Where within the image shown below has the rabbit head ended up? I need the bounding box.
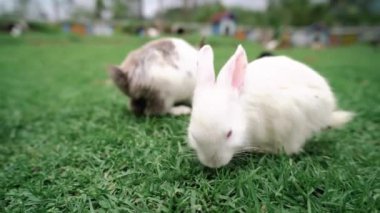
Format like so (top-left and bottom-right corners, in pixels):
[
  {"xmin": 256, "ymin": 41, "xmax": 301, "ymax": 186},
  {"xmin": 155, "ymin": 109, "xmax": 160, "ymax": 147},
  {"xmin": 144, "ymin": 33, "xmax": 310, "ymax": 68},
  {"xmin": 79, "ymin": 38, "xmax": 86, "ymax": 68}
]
[{"xmin": 188, "ymin": 45, "xmax": 249, "ymax": 168}]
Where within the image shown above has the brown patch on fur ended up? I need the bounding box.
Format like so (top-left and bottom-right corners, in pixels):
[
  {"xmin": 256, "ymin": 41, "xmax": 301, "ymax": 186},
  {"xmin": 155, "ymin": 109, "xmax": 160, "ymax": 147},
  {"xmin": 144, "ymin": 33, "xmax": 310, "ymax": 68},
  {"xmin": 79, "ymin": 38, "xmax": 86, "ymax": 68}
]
[
  {"xmin": 144, "ymin": 89, "xmax": 165, "ymax": 115},
  {"xmin": 149, "ymin": 39, "xmax": 176, "ymax": 59},
  {"xmin": 148, "ymin": 39, "xmax": 179, "ymax": 69},
  {"xmin": 129, "ymin": 87, "xmax": 165, "ymax": 116},
  {"xmin": 108, "ymin": 66, "xmax": 130, "ymax": 95},
  {"xmin": 121, "ymin": 39, "xmax": 179, "ymax": 71}
]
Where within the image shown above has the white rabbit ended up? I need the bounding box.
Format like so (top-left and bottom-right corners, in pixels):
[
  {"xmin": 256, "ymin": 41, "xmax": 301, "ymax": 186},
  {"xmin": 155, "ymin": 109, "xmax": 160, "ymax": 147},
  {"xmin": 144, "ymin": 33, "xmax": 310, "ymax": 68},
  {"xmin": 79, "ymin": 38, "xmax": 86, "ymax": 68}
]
[
  {"xmin": 188, "ymin": 44, "xmax": 354, "ymax": 168},
  {"xmin": 109, "ymin": 38, "xmax": 198, "ymax": 116}
]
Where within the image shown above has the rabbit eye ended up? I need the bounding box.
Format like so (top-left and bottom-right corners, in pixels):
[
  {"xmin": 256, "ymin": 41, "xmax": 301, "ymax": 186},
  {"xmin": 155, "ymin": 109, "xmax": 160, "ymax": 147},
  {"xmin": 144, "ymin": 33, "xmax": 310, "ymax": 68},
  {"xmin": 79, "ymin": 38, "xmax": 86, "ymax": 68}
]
[{"xmin": 226, "ymin": 130, "xmax": 232, "ymax": 139}]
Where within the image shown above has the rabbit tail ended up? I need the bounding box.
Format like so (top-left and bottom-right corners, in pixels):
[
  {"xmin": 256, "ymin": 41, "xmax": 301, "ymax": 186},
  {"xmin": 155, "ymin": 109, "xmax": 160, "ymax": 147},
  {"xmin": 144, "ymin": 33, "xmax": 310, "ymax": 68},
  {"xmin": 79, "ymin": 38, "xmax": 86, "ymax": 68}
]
[{"xmin": 329, "ymin": 110, "xmax": 354, "ymax": 129}]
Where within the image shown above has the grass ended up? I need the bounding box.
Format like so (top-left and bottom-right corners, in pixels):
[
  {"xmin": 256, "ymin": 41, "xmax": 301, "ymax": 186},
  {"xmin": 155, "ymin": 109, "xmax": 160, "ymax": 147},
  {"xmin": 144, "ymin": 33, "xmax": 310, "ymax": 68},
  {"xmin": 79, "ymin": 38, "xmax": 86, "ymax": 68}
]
[{"xmin": 0, "ymin": 34, "xmax": 379, "ymax": 212}]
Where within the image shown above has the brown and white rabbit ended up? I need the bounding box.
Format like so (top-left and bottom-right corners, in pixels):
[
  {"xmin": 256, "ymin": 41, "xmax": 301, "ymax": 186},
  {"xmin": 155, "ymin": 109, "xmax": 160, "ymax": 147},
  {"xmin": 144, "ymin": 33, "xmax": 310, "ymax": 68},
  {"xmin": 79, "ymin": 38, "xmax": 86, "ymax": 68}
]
[
  {"xmin": 109, "ymin": 38, "xmax": 198, "ymax": 116},
  {"xmin": 188, "ymin": 45, "xmax": 354, "ymax": 168}
]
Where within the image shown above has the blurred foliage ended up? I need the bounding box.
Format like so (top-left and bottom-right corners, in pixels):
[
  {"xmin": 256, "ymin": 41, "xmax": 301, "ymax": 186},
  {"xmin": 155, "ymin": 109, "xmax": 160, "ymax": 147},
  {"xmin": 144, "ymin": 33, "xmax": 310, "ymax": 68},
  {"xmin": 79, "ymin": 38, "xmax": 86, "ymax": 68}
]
[
  {"xmin": 70, "ymin": 7, "xmax": 93, "ymax": 22},
  {"xmin": 0, "ymin": 19, "xmax": 60, "ymax": 34},
  {"xmin": 0, "ymin": 0, "xmax": 378, "ymax": 31},
  {"xmin": 163, "ymin": 3, "xmax": 225, "ymax": 23},
  {"xmin": 161, "ymin": 0, "xmax": 380, "ymax": 26},
  {"xmin": 112, "ymin": 0, "xmax": 128, "ymax": 20},
  {"xmin": 265, "ymin": 0, "xmax": 331, "ymax": 27},
  {"xmin": 329, "ymin": 0, "xmax": 380, "ymax": 25},
  {"xmin": 267, "ymin": 0, "xmax": 380, "ymax": 26},
  {"xmin": 14, "ymin": 0, "xmax": 29, "ymax": 19},
  {"xmin": 119, "ymin": 21, "xmax": 145, "ymax": 34},
  {"xmin": 94, "ymin": 0, "xmax": 105, "ymax": 19},
  {"xmin": 28, "ymin": 22, "xmax": 61, "ymax": 33},
  {"xmin": 0, "ymin": 19, "xmax": 16, "ymax": 32}
]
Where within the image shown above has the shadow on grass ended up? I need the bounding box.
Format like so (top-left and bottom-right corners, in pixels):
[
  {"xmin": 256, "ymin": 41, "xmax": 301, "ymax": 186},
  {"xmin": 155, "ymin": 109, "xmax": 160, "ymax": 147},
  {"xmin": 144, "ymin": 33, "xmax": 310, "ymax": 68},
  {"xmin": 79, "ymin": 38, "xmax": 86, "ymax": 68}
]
[
  {"xmin": 118, "ymin": 103, "xmax": 188, "ymax": 123},
  {"xmin": 192, "ymin": 138, "xmax": 338, "ymax": 176},
  {"xmin": 302, "ymin": 136, "xmax": 336, "ymax": 157},
  {"xmin": 113, "ymin": 102, "xmax": 337, "ymax": 174},
  {"xmin": 193, "ymin": 153, "xmax": 273, "ymax": 177}
]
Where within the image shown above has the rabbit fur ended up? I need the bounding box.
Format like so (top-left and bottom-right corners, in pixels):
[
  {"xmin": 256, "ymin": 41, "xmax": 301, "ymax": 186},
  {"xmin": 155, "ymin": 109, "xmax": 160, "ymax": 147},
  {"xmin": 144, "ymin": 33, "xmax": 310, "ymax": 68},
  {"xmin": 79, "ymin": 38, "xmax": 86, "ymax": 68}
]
[
  {"xmin": 109, "ymin": 38, "xmax": 198, "ymax": 116},
  {"xmin": 188, "ymin": 45, "xmax": 354, "ymax": 168}
]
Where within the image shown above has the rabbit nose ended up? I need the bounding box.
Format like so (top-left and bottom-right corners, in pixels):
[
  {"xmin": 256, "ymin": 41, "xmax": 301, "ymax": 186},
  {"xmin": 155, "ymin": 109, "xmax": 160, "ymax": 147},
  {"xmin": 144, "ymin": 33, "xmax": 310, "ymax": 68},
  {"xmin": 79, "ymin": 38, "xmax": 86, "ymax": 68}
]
[
  {"xmin": 131, "ymin": 98, "xmax": 147, "ymax": 115},
  {"xmin": 202, "ymin": 154, "xmax": 222, "ymax": 168}
]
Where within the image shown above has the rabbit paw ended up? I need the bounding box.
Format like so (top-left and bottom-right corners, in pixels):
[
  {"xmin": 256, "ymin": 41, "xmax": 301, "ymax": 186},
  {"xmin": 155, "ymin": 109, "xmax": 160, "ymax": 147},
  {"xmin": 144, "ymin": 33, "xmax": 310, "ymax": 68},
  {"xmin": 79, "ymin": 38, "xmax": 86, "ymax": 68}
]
[{"xmin": 169, "ymin": 106, "xmax": 191, "ymax": 116}]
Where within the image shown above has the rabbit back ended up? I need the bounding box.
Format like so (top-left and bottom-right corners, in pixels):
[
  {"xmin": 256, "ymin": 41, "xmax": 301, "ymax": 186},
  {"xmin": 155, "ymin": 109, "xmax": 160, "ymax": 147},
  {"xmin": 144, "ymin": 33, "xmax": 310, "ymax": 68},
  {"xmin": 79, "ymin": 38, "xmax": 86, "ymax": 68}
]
[{"xmin": 242, "ymin": 56, "xmax": 336, "ymax": 154}]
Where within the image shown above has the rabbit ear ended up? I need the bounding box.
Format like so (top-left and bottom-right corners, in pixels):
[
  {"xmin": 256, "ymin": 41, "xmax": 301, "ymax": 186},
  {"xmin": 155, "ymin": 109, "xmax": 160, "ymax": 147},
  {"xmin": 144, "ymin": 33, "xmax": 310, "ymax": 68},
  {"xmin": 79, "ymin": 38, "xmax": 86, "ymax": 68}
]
[
  {"xmin": 216, "ymin": 45, "xmax": 248, "ymax": 91},
  {"xmin": 196, "ymin": 45, "xmax": 215, "ymax": 86}
]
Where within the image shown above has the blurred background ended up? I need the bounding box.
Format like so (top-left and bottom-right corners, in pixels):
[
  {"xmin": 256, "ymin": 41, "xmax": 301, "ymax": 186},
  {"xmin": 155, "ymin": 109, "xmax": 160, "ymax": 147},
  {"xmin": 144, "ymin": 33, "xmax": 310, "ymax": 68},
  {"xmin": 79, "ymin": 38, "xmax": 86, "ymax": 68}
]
[{"xmin": 1, "ymin": 0, "xmax": 379, "ymax": 49}]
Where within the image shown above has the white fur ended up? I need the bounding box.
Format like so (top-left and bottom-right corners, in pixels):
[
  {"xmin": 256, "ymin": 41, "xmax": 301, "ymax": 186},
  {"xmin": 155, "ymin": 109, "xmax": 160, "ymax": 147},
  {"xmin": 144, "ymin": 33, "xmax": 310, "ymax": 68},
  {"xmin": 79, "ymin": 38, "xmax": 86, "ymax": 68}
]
[
  {"xmin": 188, "ymin": 45, "xmax": 353, "ymax": 168},
  {"xmin": 149, "ymin": 38, "xmax": 198, "ymax": 115},
  {"xmin": 329, "ymin": 111, "xmax": 355, "ymax": 128},
  {"xmin": 170, "ymin": 105, "xmax": 192, "ymax": 116},
  {"xmin": 153, "ymin": 38, "xmax": 197, "ymax": 108}
]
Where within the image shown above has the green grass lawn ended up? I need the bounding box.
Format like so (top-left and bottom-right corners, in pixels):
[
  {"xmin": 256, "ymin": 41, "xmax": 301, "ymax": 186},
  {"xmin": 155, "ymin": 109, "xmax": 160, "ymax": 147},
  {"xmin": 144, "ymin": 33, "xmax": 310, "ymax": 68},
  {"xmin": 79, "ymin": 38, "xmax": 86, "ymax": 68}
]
[{"xmin": 0, "ymin": 34, "xmax": 379, "ymax": 212}]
